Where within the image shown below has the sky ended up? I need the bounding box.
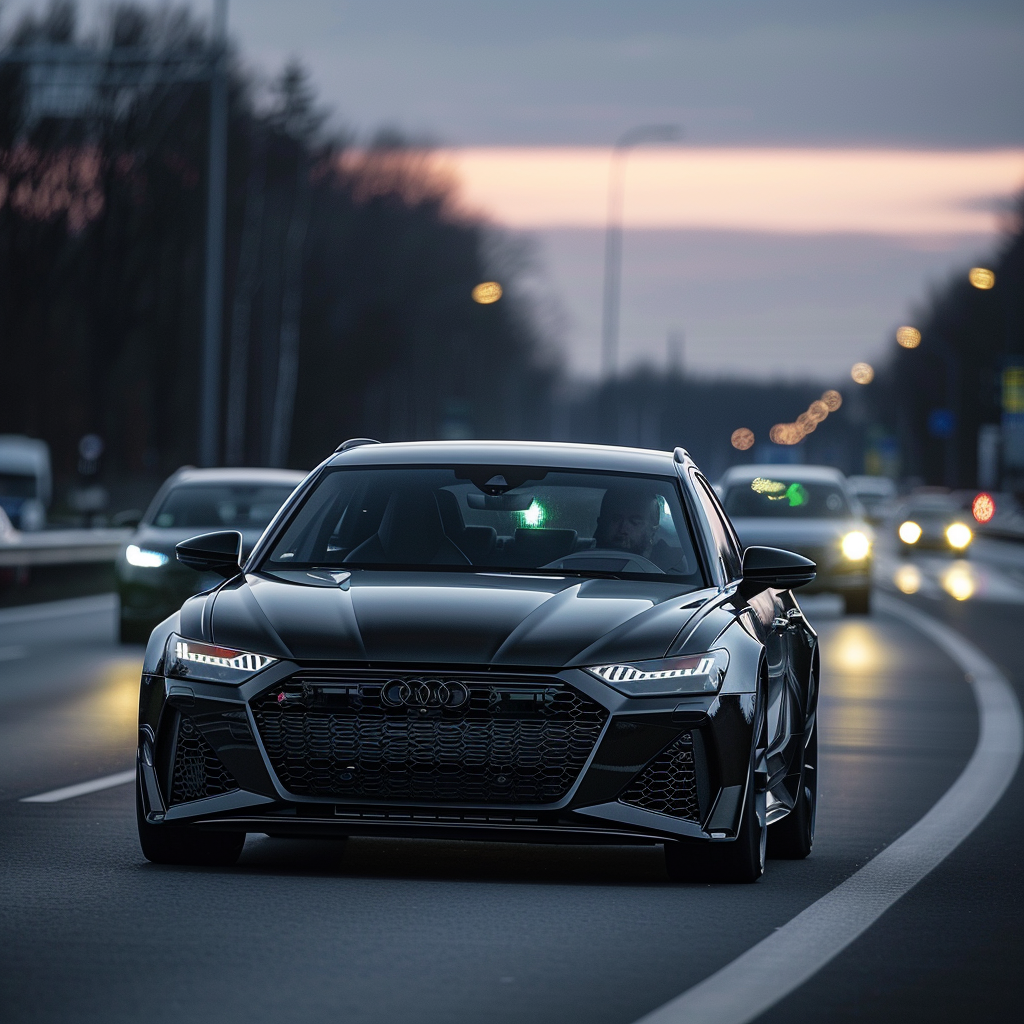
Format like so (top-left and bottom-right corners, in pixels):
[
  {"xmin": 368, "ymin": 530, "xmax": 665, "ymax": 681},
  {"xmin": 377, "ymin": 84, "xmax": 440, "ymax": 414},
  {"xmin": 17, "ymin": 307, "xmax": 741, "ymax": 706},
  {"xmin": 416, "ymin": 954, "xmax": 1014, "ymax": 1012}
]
[{"xmin": 5, "ymin": 0, "xmax": 1023, "ymax": 380}]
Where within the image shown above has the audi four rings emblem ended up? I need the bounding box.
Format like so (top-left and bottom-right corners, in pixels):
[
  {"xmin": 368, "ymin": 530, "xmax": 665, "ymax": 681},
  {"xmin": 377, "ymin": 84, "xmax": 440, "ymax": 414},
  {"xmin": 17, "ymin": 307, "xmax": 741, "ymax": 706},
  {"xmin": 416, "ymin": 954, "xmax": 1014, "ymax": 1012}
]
[{"xmin": 381, "ymin": 679, "xmax": 470, "ymax": 709}]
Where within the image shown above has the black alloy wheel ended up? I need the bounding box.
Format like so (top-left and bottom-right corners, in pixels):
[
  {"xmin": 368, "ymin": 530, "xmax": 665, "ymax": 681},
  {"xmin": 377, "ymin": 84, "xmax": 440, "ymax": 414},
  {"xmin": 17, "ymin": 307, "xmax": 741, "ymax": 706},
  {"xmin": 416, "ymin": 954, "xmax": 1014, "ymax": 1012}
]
[
  {"xmin": 136, "ymin": 769, "xmax": 245, "ymax": 867},
  {"xmin": 768, "ymin": 722, "xmax": 817, "ymax": 859},
  {"xmin": 665, "ymin": 696, "xmax": 767, "ymax": 884}
]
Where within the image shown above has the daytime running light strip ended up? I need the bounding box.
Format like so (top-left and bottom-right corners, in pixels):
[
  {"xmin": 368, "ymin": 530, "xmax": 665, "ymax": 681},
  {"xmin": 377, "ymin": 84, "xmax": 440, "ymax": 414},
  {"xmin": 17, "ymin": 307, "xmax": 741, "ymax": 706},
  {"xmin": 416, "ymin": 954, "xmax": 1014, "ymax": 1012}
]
[
  {"xmin": 175, "ymin": 642, "xmax": 274, "ymax": 673},
  {"xmin": 593, "ymin": 656, "xmax": 716, "ymax": 683}
]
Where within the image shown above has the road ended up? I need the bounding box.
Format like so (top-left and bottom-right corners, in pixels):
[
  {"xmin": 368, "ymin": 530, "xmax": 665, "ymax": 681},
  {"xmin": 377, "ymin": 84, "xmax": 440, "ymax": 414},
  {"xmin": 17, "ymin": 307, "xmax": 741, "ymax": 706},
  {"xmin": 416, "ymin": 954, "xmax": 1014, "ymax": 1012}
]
[{"xmin": 0, "ymin": 540, "xmax": 1021, "ymax": 1023}]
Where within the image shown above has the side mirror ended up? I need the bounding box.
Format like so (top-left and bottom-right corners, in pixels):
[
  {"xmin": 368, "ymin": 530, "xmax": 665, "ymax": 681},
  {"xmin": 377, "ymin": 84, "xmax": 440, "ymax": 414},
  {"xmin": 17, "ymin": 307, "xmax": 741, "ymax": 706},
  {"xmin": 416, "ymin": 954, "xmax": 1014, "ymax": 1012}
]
[
  {"xmin": 176, "ymin": 531, "xmax": 243, "ymax": 578},
  {"xmin": 739, "ymin": 545, "xmax": 816, "ymax": 596}
]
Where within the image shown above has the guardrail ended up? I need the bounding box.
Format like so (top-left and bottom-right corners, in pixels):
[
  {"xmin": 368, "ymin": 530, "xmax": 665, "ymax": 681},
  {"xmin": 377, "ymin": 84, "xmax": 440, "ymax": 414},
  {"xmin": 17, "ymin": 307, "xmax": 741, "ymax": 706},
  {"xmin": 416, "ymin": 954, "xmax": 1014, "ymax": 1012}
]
[{"xmin": 0, "ymin": 528, "xmax": 131, "ymax": 567}]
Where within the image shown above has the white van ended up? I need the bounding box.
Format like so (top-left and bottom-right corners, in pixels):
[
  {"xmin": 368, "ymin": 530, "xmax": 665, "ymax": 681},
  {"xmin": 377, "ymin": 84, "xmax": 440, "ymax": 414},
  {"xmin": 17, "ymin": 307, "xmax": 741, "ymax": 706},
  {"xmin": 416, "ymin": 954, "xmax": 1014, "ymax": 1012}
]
[{"xmin": 0, "ymin": 435, "xmax": 51, "ymax": 531}]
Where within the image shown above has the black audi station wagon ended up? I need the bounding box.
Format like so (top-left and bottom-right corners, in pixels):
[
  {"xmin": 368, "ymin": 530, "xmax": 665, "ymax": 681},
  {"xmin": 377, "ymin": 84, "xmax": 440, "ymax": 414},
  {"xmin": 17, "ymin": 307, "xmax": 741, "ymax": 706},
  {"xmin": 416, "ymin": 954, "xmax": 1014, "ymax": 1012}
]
[{"xmin": 136, "ymin": 440, "xmax": 819, "ymax": 882}]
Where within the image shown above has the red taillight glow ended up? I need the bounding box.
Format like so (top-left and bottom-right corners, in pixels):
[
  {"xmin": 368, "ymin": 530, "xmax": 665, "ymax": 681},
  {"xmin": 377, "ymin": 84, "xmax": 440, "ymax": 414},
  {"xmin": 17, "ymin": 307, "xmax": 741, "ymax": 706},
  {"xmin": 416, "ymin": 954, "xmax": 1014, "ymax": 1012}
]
[{"xmin": 972, "ymin": 492, "xmax": 996, "ymax": 524}]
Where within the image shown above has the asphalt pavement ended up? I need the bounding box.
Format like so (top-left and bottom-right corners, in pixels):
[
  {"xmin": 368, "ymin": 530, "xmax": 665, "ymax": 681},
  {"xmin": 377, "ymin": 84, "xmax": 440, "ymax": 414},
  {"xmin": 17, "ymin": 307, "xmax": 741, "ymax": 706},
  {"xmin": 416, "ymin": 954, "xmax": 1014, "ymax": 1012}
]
[{"xmin": 0, "ymin": 543, "xmax": 1021, "ymax": 1023}]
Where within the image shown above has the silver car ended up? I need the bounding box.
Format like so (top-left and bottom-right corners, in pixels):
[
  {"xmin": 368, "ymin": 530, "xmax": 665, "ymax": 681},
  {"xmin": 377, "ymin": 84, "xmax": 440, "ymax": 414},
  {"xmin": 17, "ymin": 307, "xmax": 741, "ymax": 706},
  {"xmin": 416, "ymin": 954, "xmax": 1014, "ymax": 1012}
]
[{"xmin": 718, "ymin": 464, "xmax": 874, "ymax": 614}]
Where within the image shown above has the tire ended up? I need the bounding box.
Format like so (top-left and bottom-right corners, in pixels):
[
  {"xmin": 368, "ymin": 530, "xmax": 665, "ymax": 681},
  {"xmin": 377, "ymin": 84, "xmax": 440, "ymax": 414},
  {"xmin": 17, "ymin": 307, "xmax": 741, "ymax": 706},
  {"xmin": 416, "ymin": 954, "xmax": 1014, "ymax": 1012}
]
[
  {"xmin": 843, "ymin": 588, "xmax": 871, "ymax": 615},
  {"xmin": 136, "ymin": 771, "xmax": 244, "ymax": 867},
  {"xmin": 768, "ymin": 724, "xmax": 817, "ymax": 860},
  {"xmin": 665, "ymin": 699, "xmax": 767, "ymax": 884}
]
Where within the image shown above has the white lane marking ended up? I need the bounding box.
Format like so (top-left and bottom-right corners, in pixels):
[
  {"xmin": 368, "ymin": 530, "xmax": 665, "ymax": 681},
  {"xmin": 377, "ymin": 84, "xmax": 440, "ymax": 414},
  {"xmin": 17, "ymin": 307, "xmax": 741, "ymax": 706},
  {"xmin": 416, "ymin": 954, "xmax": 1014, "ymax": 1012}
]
[
  {"xmin": 0, "ymin": 593, "xmax": 117, "ymax": 627},
  {"xmin": 20, "ymin": 769, "xmax": 135, "ymax": 804},
  {"xmin": 0, "ymin": 645, "xmax": 28, "ymax": 661},
  {"xmin": 633, "ymin": 593, "xmax": 1023, "ymax": 1024}
]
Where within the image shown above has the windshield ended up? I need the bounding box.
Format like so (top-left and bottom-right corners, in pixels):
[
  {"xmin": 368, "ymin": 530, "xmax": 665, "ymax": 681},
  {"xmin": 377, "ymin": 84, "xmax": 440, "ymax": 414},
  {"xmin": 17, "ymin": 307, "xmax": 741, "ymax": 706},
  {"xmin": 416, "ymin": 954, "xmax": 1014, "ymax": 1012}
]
[
  {"xmin": 261, "ymin": 465, "xmax": 705, "ymax": 584},
  {"xmin": 723, "ymin": 476, "xmax": 853, "ymax": 519},
  {"xmin": 150, "ymin": 484, "xmax": 295, "ymax": 530},
  {"xmin": 0, "ymin": 472, "xmax": 37, "ymax": 499}
]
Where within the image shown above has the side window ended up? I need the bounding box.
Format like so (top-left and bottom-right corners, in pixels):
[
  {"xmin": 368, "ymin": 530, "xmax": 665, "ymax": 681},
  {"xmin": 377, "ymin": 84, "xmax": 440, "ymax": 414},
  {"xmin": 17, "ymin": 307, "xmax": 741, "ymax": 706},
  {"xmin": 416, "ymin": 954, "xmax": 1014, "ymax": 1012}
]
[{"xmin": 692, "ymin": 474, "xmax": 743, "ymax": 581}]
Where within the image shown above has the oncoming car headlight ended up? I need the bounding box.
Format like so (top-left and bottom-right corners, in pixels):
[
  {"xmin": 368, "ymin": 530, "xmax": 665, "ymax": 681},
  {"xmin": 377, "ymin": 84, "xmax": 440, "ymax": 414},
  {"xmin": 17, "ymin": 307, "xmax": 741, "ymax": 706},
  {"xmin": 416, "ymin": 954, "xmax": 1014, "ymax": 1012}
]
[
  {"xmin": 945, "ymin": 522, "xmax": 972, "ymax": 550},
  {"xmin": 164, "ymin": 634, "xmax": 276, "ymax": 684},
  {"xmin": 841, "ymin": 530, "xmax": 871, "ymax": 561},
  {"xmin": 125, "ymin": 544, "xmax": 168, "ymax": 568},
  {"xmin": 899, "ymin": 520, "xmax": 922, "ymax": 545},
  {"xmin": 586, "ymin": 650, "xmax": 729, "ymax": 697}
]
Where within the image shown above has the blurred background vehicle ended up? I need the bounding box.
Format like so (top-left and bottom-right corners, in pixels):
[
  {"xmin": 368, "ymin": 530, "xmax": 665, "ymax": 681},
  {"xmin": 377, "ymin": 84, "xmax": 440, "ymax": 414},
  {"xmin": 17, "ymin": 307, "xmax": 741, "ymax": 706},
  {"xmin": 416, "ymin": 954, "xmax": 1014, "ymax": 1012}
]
[
  {"xmin": 895, "ymin": 491, "xmax": 973, "ymax": 555},
  {"xmin": 116, "ymin": 466, "xmax": 304, "ymax": 643},
  {"xmin": 847, "ymin": 475, "xmax": 897, "ymax": 524},
  {"xmin": 719, "ymin": 464, "xmax": 874, "ymax": 615},
  {"xmin": 0, "ymin": 435, "xmax": 51, "ymax": 531}
]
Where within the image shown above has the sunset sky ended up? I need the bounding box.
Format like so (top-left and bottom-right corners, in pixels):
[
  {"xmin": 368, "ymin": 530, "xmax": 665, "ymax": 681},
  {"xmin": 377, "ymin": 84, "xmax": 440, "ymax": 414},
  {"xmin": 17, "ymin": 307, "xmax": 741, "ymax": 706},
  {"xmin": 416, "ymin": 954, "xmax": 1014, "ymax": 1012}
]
[{"xmin": 9, "ymin": 0, "xmax": 1022, "ymax": 380}]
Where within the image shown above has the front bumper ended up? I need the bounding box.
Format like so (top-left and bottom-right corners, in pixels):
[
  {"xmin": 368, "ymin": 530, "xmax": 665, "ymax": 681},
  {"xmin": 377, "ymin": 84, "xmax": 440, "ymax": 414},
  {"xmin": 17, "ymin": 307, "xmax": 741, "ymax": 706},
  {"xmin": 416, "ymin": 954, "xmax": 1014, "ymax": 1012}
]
[{"xmin": 137, "ymin": 663, "xmax": 758, "ymax": 846}]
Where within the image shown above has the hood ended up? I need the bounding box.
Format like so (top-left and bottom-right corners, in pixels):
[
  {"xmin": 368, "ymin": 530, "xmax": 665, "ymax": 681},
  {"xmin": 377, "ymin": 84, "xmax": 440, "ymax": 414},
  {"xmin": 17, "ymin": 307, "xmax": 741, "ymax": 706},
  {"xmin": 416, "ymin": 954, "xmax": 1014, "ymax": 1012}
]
[
  {"xmin": 204, "ymin": 570, "xmax": 712, "ymax": 668},
  {"xmin": 730, "ymin": 516, "xmax": 869, "ymax": 556}
]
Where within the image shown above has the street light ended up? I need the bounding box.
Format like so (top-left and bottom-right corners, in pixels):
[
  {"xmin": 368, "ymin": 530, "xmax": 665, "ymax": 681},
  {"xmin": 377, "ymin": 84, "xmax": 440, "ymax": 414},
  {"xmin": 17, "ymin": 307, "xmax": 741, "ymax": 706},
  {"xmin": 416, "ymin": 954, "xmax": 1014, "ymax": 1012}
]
[{"xmin": 601, "ymin": 124, "xmax": 681, "ymax": 379}]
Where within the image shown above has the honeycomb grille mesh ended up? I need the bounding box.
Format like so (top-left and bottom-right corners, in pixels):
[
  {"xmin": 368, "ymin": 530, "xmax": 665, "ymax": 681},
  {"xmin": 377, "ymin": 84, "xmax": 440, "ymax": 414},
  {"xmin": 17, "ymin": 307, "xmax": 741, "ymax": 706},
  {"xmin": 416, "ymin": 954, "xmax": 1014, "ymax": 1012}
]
[
  {"xmin": 170, "ymin": 715, "xmax": 237, "ymax": 805},
  {"xmin": 619, "ymin": 732, "xmax": 700, "ymax": 821},
  {"xmin": 251, "ymin": 675, "xmax": 607, "ymax": 804}
]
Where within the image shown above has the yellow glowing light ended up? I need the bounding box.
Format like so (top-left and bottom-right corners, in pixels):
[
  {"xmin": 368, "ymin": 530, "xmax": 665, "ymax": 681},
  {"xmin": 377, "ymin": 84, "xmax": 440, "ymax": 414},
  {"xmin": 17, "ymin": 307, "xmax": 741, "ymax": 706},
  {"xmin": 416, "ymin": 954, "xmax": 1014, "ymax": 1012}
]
[
  {"xmin": 896, "ymin": 326, "xmax": 922, "ymax": 349},
  {"xmin": 807, "ymin": 400, "xmax": 829, "ymax": 423},
  {"xmin": 851, "ymin": 362, "xmax": 875, "ymax": 385},
  {"xmin": 899, "ymin": 520, "xmax": 922, "ymax": 544},
  {"xmin": 751, "ymin": 477, "xmax": 785, "ymax": 494},
  {"xmin": 769, "ymin": 423, "xmax": 803, "ymax": 445},
  {"xmin": 821, "ymin": 390, "xmax": 843, "ymax": 411},
  {"xmin": 829, "ymin": 623, "xmax": 883, "ymax": 674},
  {"xmin": 731, "ymin": 427, "xmax": 755, "ymax": 450},
  {"xmin": 942, "ymin": 563, "xmax": 974, "ymax": 601},
  {"xmin": 841, "ymin": 530, "xmax": 871, "ymax": 561},
  {"xmin": 968, "ymin": 267, "xmax": 995, "ymax": 290},
  {"xmin": 945, "ymin": 522, "xmax": 972, "ymax": 550},
  {"xmin": 894, "ymin": 564, "xmax": 922, "ymax": 594},
  {"xmin": 471, "ymin": 281, "xmax": 503, "ymax": 304}
]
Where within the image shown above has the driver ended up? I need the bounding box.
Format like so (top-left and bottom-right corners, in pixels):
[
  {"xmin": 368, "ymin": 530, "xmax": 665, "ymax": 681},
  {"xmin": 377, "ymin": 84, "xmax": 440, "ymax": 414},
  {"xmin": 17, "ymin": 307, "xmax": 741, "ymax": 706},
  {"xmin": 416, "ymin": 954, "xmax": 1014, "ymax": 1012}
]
[{"xmin": 594, "ymin": 487, "xmax": 661, "ymax": 558}]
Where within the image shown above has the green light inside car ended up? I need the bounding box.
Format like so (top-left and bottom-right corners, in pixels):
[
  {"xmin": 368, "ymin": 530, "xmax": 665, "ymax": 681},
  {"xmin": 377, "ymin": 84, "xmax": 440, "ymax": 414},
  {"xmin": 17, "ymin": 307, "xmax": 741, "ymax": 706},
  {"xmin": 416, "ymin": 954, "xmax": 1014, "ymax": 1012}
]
[
  {"xmin": 519, "ymin": 500, "xmax": 546, "ymax": 528},
  {"xmin": 785, "ymin": 482, "xmax": 809, "ymax": 507}
]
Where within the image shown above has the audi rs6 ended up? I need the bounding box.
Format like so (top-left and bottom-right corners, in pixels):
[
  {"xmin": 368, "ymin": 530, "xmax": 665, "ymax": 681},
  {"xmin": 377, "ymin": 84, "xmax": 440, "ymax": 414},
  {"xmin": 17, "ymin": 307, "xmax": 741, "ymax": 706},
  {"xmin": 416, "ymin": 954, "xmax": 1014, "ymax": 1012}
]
[{"xmin": 136, "ymin": 440, "xmax": 819, "ymax": 883}]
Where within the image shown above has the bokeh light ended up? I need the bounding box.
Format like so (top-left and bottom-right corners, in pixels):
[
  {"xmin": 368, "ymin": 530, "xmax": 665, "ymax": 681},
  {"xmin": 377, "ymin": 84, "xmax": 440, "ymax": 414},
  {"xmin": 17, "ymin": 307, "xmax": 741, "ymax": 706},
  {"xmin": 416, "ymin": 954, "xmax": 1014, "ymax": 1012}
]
[
  {"xmin": 894, "ymin": 564, "xmax": 922, "ymax": 595},
  {"xmin": 898, "ymin": 520, "xmax": 922, "ymax": 544},
  {"xmin": 968, "ymin": 267, "xmax": 995, "ymax": 290},
  {"xmin": 972, "ymin": 492, "xmax": 996, "ymax": 523},
  {"xmin": 942, "ymin": 563, "xmax": 975, "ymax": 601},
  {"xmin": 896, "ymin": 326, "xmax": 922, "ymax": 349},
  {"xmin": 821, "ymin": 390, "xmax": 843, "ymax": 411},
  {"xmin": 731, "ymin": 427, "xmax": 755, "ymax": 450},
  {"xmin": 945, "ymin": 522, "xmax": 972, "ymax": 550},
  {"xmin": 471, "ymin": 281, "xmax": 503, "ymax": 304},
  {"xmin": 851, "ymin": 362, "xmax": 875, "ymax": 384}
]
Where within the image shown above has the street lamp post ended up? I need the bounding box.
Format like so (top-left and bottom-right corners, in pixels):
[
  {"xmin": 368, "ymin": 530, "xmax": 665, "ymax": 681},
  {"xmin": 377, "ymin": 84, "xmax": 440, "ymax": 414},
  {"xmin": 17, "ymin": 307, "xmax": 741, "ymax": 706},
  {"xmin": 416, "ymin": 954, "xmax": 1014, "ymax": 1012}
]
[
  {"xmin": 600, "ymin": 124, "xmax": 681, "ymax": 379},
  {"xmin": 198, "ymin": 0, "xmax": 229, "ymax": 467}
]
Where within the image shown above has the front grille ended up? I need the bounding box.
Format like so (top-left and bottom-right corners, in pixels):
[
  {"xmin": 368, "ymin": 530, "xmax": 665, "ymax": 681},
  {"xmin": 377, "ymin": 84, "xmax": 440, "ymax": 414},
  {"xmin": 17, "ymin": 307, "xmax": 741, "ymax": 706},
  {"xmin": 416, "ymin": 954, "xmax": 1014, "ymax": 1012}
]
[
  {"xmin": 251, "ymin": 673, "xmax": 608, "ymax": 804},
  {"xmin": 170, "ymin": 715, "xmax": 238, "ymax": 805},
  {"xmin": 619, "ymin": 732, "xmax": 700, "ymax": 821}
]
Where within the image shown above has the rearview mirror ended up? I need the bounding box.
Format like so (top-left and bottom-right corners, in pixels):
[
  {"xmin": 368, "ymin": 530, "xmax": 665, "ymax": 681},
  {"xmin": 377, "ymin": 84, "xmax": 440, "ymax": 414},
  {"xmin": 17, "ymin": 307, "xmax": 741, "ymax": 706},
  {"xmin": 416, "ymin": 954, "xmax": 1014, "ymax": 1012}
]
[
  {"xmin": 176, "ymin": 531, "xmax": 243, "ymax": 578},
  {"xmin": 739, "ymin": 545, "xmax": 816, "ymax": 596},
  {"xmin": 466, "ymin": 492, "xmax": 535, "ymax": 511}
]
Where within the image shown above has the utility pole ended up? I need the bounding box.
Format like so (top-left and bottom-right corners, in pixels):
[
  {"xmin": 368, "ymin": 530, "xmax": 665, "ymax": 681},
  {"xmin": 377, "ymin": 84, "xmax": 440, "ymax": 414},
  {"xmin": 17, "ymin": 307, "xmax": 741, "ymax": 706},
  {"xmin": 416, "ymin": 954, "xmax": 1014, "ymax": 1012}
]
[
  {"xmin": 198, "ymin": 0, "xmax": 229, "ymax": 467},
  {"xmin": 600, "ymin": 124, "xmax": 680, "ymax": 379}
]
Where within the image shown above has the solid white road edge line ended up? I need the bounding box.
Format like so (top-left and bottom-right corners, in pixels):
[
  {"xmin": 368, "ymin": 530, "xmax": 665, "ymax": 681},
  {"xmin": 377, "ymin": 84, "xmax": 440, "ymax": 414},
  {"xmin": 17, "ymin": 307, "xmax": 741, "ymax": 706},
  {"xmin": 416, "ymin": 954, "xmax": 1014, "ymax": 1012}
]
[
  {"xmin": 21, "ymin": 769, "xmax": 135, "ymax": 803},
  {"xmin": 633, "ymin": 593, "xmax": 1023, "ymax": 1024}
]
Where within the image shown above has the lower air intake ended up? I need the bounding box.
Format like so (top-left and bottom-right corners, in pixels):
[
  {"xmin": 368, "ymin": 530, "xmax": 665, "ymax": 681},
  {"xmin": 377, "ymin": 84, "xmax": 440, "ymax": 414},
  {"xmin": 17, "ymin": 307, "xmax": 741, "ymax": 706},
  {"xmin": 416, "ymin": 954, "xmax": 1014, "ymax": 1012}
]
[
  {"xmin": 252, "ymin": 674, "xmax": 607, "ymax": 804},
  {"xmin": 619, "ymin": 732, "xmax": 700, "ymax": 821},
  {"xmin": 170, "ymin": 715, "xmax": 237, "ymax": 804}
]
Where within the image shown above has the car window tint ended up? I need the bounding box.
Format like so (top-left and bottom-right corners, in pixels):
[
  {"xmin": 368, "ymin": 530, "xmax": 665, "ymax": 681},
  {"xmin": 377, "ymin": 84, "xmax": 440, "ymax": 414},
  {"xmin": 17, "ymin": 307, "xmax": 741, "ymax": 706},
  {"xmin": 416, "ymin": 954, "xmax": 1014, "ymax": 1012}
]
[
  {"xmin": 151, "ymin": 485, "xmax": 295, "ymax": 529},
  {"xmin": 692, "ymin": 474, "xmax": 742, "ymax": 581},
  {"xmin": 723, "ymin": 477, "xmax": 852, "ymax": 519},
  {"xmin": 263, "ymin": 465, "xmax": 706, "ymax": 586}
]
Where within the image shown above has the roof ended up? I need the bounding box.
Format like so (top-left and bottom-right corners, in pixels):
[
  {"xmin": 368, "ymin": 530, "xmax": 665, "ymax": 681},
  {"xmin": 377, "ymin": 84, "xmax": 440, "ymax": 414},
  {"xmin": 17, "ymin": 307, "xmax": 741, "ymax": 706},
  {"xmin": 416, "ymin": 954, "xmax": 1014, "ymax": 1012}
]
[
  {"xmin": 719, "ymin": 463, "xmax": 848, "ymax": 486},
  {"xmin": 170, "ymin": 467, "xmax": 307, "ymax": 486},
  {"xmin": 327, "ymin": 440, "xmax": 683, "ymax": 476}
]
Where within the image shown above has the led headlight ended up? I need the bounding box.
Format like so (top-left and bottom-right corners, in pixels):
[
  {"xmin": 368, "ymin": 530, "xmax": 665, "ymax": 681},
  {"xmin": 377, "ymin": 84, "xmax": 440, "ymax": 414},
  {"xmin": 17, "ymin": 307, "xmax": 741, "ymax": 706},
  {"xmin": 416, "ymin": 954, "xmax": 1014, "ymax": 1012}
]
[
  {"xmin": 841, "ymin": 530, "xmax": 871, "ymax": 561},
  {"xmin": 586, "ymin": 649, "xmax": 729, "ymax": 697},
  {"xmin": 945, "ymin": 522, "xmax": 972, "ymax": 550},
  {"xmin": 164, "ymin": 634, "xmax": 276, "ymax": 684},
  {"xmin": 125, "ymin": 544, "xmax": 169, "ymax": 568}
]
